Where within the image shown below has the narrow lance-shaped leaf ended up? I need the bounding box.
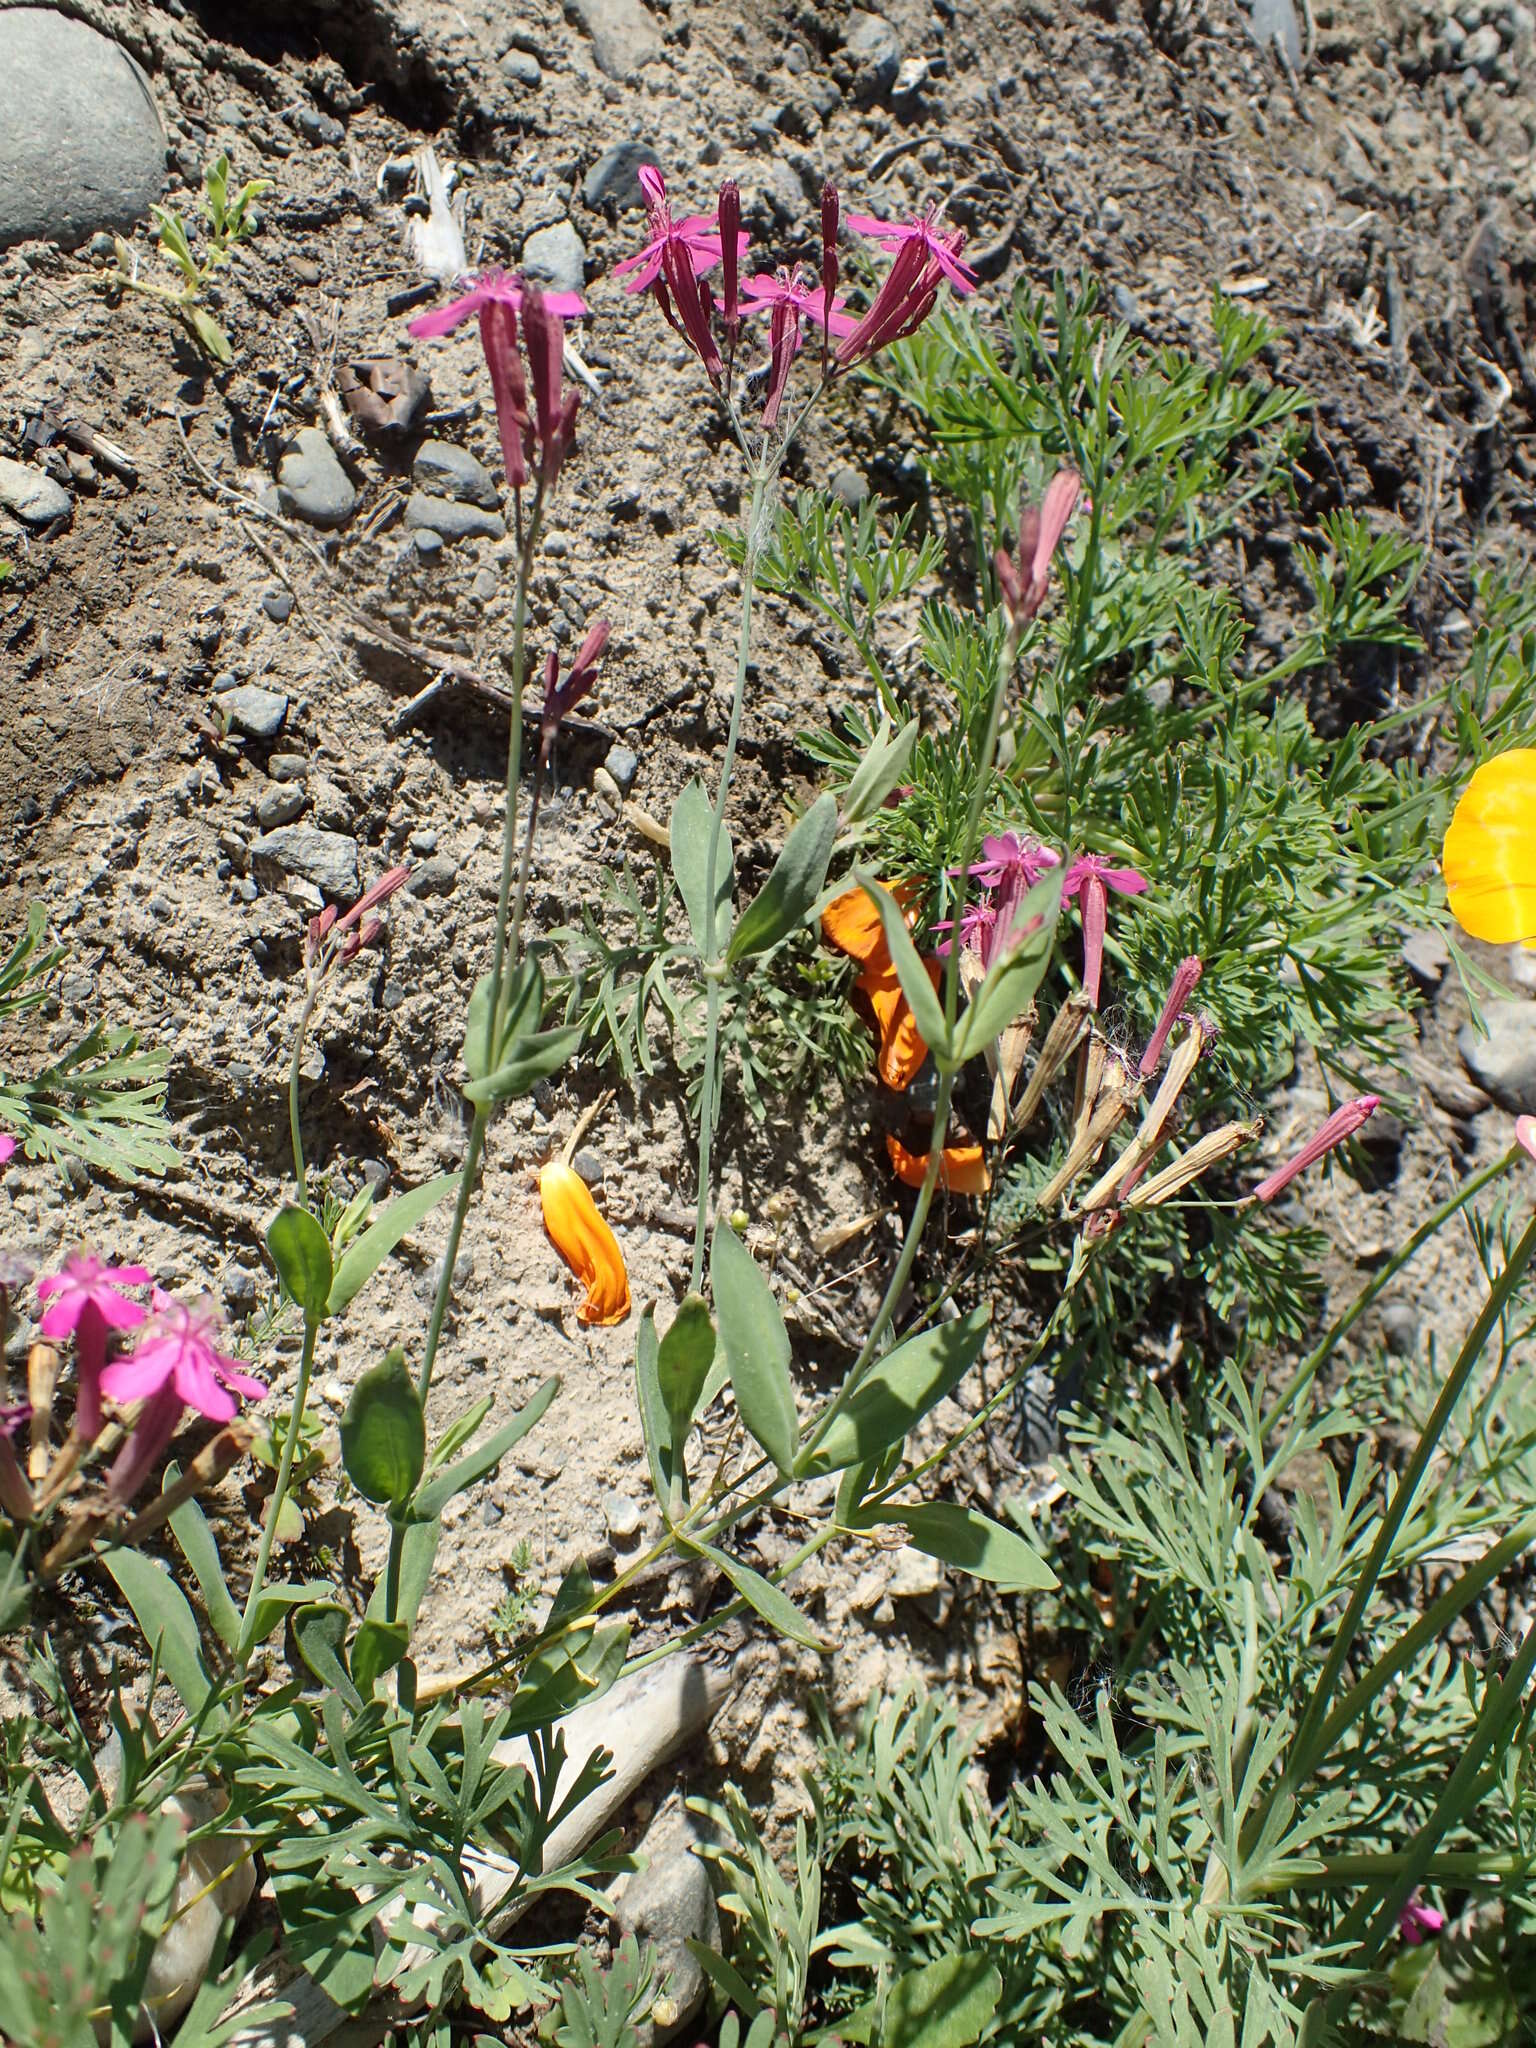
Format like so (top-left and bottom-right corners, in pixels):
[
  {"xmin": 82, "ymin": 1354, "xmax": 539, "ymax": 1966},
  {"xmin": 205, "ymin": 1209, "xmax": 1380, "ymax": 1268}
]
[
  {"xmin": 413, "ymin": 1375, "xmax": 561, "ymax": 1517},
  {"xmin": 635, "ymin": 1309, "xmax": 678, "ymax": 1513},
  {"xmin": 727, "ymin": 793, "xmax": 840, "ymax": 962},
  {"xmin": 800, "ymin": 1305, "xmax": 991, "ymax": 1476},
  {"xmin": 657, "ymin": 1294, "xmax": 717, "ymax": 1446},
  {"xmin": 328, "ymin": 1173, "xmax": 456, "ymax": 1315},
  {"xmin": 863, "ymin": 1501, "xmax": 1057, "ymax": 1592},
  {"xmin": 711, "ymin": 1220, "xmax": 798, "ymax": 1476},
  {"xmin": 697, "ymin": 1539, "xmax": 828, "ymax": 1652},
  {"xmin": 670, "ymin": 777, "xmax": 733, "ymax": 953},
  {"xmin": 842, "ymin": 713, "xmax": 920, "ymax": 825}
]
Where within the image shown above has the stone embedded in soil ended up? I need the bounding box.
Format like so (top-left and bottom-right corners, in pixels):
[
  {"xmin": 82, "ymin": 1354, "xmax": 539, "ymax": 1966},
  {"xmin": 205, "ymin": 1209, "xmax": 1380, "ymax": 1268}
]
[
  {"xmin": 255, "ymin": 783, "xmax": 306, "ymax": 829},
  {"xmin": 409, "ymin": 852, "xmax": 457, "ymax": 896},
  {"xmin": 404, "ymin": 493, "xmax": 506, "ymax": 542},
  {"xmin": 603, "ymin": 744, "xmax": 639, "ymax": 793},
  {"xmin": 564, "ymin": 0, "xmax": 663, "ymax": 79},
  {"xmin": 275, "ymin": 426, "xmax": 357, "ymax": 529},
  {"xmin": 269, "ymin": 751, "xmax": 308, "ymax": 782},
  {"xmin": 412, "ymin": 439, "xmax": 500, "ymax": 509},
  {"xmin": 0, "ymin": 455, "xmax": 70, "ymax": 526},
  {"xmin": 1401, "ymin": 925, "xmax": 1450, "ymax": 988},
  {"xmin": 1380, "ymin": 1299, "xmax": 1420, "ymax": 1357},
  {"xmin": 498, "ymin": 46, "xmax": 541, "ymax": 86},
  {"xmin": 1243, "ymin": 0, "xmax": 1303, "ymax": 66},
  {"xmin": 829, "ymin": 464, "xmax": 868, "ymax": 509},
  {"xmin": 614, "ymin": 1805, "xmax": 719, "ymax": 2044},
  {"xmin": 0, "ymin": 11, "xmax": 166, "ymax": 250},
  {"xmin": 262, "ymin": 585, "xmax": 296, "ymax": 622},
  {"xmin": 583, "ymin": 138, "xmax": 661, "ymax": 208},
  {"xmin": 1458, "ymin": 1001, "xmax": 1536, "ymax": 1114},
  {"xmin": 603, "ymin": 1492, "xmax": 642, "ymax": 1541},
  {"xmin": 249, "ymin": 823, "xmax": 360, "ymax": 897},
  {"xmin": 217, "ymin": 682, "xmax": 289, "ymax": 740},
  {"xmin": 522, "ymin": 219, "xmax": 587, "ymax": 295},
  {"xmin": 844, "ymin": 9, "xmax": 902, "ymax": 102}
]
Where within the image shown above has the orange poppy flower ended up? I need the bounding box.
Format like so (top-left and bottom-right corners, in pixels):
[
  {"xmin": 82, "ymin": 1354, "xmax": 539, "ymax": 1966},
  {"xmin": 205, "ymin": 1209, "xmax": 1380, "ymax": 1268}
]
[
  {"xmin": 1442, "ymin": 749, "xmax": 1536, "ymax": 947},
  {"xmin": 821, "ymin": 878, "xmax": 922, "ymax": 964},
  {"xmin": 858, "ymin": 954, "xmax": 941, "ymax": 1090},
  {"xmin": 538, "ymin": 1161, "xmax": 631, "ymax": 1326},
  {"xmin": 885, "ymin": 1133, "xmax": 991, "ymax": 1197}
]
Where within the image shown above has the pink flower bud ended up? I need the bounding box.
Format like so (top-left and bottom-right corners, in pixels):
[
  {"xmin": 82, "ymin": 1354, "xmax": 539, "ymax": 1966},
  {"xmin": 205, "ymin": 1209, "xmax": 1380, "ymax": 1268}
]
[
  {"xmin": 1398, "ymin": 1893, "xmax": 1445, "ymax": 1946},
  {"xmin": 1139, "ymin": 957, "xmax": 1204, "ymax": 1078},
  {"xmin": 1251, "ymin": 1095, "xmax": 1380, "ymax": 1205},
  {"xmin": 719, "ymin": 179, "xmax": 741, "ymax": 333}
]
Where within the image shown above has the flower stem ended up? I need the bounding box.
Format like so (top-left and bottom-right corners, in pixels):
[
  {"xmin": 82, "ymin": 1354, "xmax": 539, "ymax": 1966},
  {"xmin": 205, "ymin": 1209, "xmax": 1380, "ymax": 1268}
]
[
  {"xmin": 237, "ymin": 1315, "xmax": 317, "ymax": 1661},
  {"xmin": 691, "ymin": 468, "xmax": 769, "ymax": 1293},
  {"xmin": 287, "ymin": 983, "xmax": 323, "ymax": 1204}
]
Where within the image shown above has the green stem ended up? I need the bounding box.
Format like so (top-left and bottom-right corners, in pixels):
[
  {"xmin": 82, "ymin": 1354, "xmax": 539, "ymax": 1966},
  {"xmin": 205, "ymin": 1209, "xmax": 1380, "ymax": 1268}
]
[
  {"xmin": 385, "ymin": 1516, "xmax": 405, "ymax": 1629},
  {"xmin": 1286, "ymin": 1206, "xmax": 1536, "ymax": 1787},
  {"xmin": 237, "ymin": 1317, "xmax": 317, "ymax": 1661},
  {"xmin": 691, "ymin": 468, "xmax": 769, "ymax": 1294},
  {"xmin": 287, "ymin": 983, "xmax": 322, "ymax": 1205},
  {"xmin": 416, "ymin": 1111, "xmax": 486, "ymax": 1409}
]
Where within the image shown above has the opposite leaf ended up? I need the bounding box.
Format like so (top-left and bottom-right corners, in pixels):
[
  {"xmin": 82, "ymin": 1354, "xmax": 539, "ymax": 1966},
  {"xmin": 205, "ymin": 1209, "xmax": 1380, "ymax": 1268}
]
[
  {"xmin": 327, "ymin": 1172, "xmax": 456, "ymax": 1316},
  {"xmin": 727, "ymin": 792, "xmax": 840, "ymax": 962},
  {"xmin": 670, "ymin": 778, "xmax": 734, "ymax": 954},
  {"xmin": 267, "ymin": 1204, "xmax": 333, "ymax": 1322},
  {"xmin": 800, "ymin": 1305, "xmax": 991, "ymax": 1476},
  {"xmin": 711, "ymin": 1220, "xmax": 798, "ymax": 1476},
  {"xmin": 340, "ymin": 1347, "xmax": 426, "ymax": 1507}
]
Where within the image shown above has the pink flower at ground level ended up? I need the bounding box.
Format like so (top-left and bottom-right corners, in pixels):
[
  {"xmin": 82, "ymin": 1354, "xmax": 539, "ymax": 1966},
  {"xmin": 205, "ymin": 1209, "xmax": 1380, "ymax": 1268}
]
[
  {"xmin": 37, "ymin": 1253, "xmax": 152, "ymax": 1444},
  {"xmin": 1516, "ymin": 1114, "xmax": 1536, "ymax": 1164},
  {"xmin": 847, "ymin": 206, "xmax": 979, "ymax": 294},
  {"xmin": 740, "ymin": 268, "xmax": 857, "ymax": 335},
  {"xmin": 1398, "ymin": 1893, "xmax": 1445, "ymax": 1946},
  {"xmin": 613, "ymin": 166, "xmax": 745, "ymax": 292},
  {"xmin": 0, "ymin": 1133, "xmax": 14, "ymax": 1165},
  {"xmin": 997, "ymin": 470, "xmax": 1083, "ymax": 625},
  {"xmin": 1060, "ymin": 853, "xmax": 1149, "ymax": 1010},
  {"xmin": 1251, "ymin": 1095, "xmax": 1380, "ymax": 1205},
  {"xmin": 406, "ymin": 268, "xmax": 586, "ymax": 337},
  {"xmin": 101, "ymin": 1294, "xmax": 265, "ymax": 1425}
]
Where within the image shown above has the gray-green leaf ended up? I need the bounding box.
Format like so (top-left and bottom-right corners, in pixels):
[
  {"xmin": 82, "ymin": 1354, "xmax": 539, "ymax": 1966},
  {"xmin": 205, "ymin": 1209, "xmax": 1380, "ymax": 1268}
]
[
  {"xmin": 711, "ymin": 1220, "xmax": 797, "ymax": 1476},
  {"xmin": 327, "ymin": 1173, "xmax": 456, "ymax": 1316},
  {"xmin": 670, "ymin": 778, "xmax": 733, "ymax": 954},
  {"xmin": 340, "ymin": 1347, "xmax": 425, "ymax": 1507},
  {"xmin": 727, "ymin": 793, "xmax": 839, "ymax": 962},
  {"xmin": 842, "ymin": 714, "xmax": 920, "ymax": 825},
  {"xmin": 855, "ymin": 871, "xmax": 951, "ymax": 1061},
  {"xmin": 866, "ymin": 1501, "xmax": 1057, "ymax": 1592},
  {"xmin": 801, "ymin": 1305, "xmax": 991, "ymax": 1477},
  {"xmin": 267, "ymin": 1204, "xmax": 333, "ymax": 1322}
]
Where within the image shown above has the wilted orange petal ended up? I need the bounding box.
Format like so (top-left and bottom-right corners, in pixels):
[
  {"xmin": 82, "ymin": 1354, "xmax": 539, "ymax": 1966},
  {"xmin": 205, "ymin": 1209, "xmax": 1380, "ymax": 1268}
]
[
  {"xmin": 857, "ymin": 956, "xmax": 940, "ymax": 1091},
  {"xmin": 885, "ymin": 1132, "xmax": 991, "ymax": 1197},
  {"xmin": 538, "ymin": 1161, "xmax": 631, "ymax": 1326},
  {"xmin": 821, "ymin": 878, "xmax": 923, "ymax": 964},
  {"xmin": 1442, "ymin": 749, "xmax": 1536, "ymax": 947}
]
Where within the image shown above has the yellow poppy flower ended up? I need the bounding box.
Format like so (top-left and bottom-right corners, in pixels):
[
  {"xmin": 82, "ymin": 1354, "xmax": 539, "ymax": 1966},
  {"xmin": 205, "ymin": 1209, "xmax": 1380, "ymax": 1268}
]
[
  {"xmin": 1442, "ymin": 748, "xmax": 1536, "ymax": 947},
  {"xmin": 538, "ymin": 1161, "xmax": 631, "ymax": 1326}
]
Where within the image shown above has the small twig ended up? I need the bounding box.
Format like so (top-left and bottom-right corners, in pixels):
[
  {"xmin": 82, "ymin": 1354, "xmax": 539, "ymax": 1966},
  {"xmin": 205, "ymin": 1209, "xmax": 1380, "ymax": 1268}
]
[{"xmin": 559, "ymin": 1088, "xmax": 616, "ymax": 1167}]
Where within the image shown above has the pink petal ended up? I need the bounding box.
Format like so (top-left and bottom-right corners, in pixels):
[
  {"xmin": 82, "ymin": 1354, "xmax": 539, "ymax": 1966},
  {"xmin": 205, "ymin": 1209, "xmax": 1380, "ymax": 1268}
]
[
  {"xmin": 1103, "ymin": 867, "xmax": 1150, "ymax": 895},
  {"xmin": 217, "ymin": 1361, "xmax": 269, "ymax": 1401},
  {"xmin": 1514, "ymin": 1115, "xmax": 1535, "ymax": 1163},
  {"xmin": 847, "ymin": 212, "xmax": 899, "ymax": 240},
  {"xmin": 100, "ymin": 1347, "xmax": 174, "ymax": 1404},
  {"xmin": 38, "ymin": 1299, "xmax": 83, "ymax": 1339},
  {"xmin": 638, "ymin": 164, "xmax": 667, "ymax": 208},
  {"xmin": 0, "ymin": 1134, "xmax": 15, "ymax": 1165},
  {"xmin": 174, "ymin": 1349, "xmax": 237, "ymax": 1423},
  {"xmin": 407, "ymin": 288, "xmax": 486, "ymax": 338}
]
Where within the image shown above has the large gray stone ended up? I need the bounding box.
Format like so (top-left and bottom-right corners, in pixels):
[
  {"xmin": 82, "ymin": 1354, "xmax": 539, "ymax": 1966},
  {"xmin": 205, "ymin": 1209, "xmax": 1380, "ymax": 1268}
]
[
  {"xmin": 217, "ymin": 682, "xmax": 289, "ymax": 740},
  {"xmin": 412, "ymin": 440, "xmax": 499, "ymax": 509},
  {"xmin": 0, "ymin": 455, "xmax": 70, "ymax": 525},
  {"xmin": 404, "ymin": 493, "xmax": 505, "ymax": 542},
  {"xmin": 1459, "ymin": 1000, "xmax": 1536, "ymax": 1115},
  {"xmin": 0, "ymin": 10, "xmax": 166, "ymax": 251},
  {"xmin": 845, "ymin": 9, "xmax": 901, "ymax": 103},
  {"xmin": 249, "ymin": 824, "xmax": 360, "ymax": 897},
  {"xmin": 583, "ymin": 139, "xmax": 661, "ymax": 209},
  {"xmin": 614, "ymin": 1804, "xmax": 719, "ymax": 2045},
  {"xmin": 563, "ymin": 0, "xmax": 662, "ymax": 79},
  {"xmin": 522, "ymin": 219, "xmax": 586, "ymax": 296},
  {"xmin": 276, "ymin": 427, "xmax": 357, "ymax": 529}
]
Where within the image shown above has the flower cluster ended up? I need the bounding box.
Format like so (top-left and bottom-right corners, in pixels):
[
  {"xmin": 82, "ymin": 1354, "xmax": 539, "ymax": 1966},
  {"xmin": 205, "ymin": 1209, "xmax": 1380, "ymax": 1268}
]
[
  {"xmin": 619, "ymin": 167, "xmax": 976, "ymax": 421},
  {"xmin": 304, "ymin": 865, "xmax": 411, "ymax": 982}
]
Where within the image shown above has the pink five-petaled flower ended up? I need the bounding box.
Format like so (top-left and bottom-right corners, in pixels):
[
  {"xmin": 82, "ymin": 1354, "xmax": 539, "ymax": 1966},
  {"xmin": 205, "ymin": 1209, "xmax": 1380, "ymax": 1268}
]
[
  {"xmin": 1398, "ymin": 1893, "xmax": 1446, "ymax": 1946},
  {"xmin": 1060, "ymin": 853, "xmax": 1149, "ymax": 1010},
  {"xmin": 1251, "ymin": 1095, "xmax": 1380, "ymax": 1206},
  {"xmin": 101, "ymin": 1292, "xmax": 266, "ymax": 1425},
  {"xmin": 996, "ymin": 471, "xmax": 1083, "ymax": 626},
  {"xmin": 406, "ymin": 269, "xmax": 587, "ymax": 337},
  {"xmin": 37, "ymin": 1253, "xmax": 152, "ymax": 1445},
  {"xmin": 540, "ymin": 619, "xmax": 612, "ymax": 753},
  {"xmin": 1516, "ymin": 1114, "xmax": 1536, "ymax": 1164},
  {"xmin": 306, "ymin": 865, "xmax": 412, "ymax": 978},
  {"xmin": 740, "ymin": 268, "xmax": 857, "ymax": 335},
  {"xmin": 617, "ymin": 167, "xmax": 748, "ymax": 385},
  {"xmin": 1139, "ymin": 956, "xmax": 1205, "ymax": 1079},
  {"xmin": 846, "ymin": 205, "xmax": 979, "ymax": 294},
  {"xmin": 937, "ymin": 833, "xmax": 1061, "ymax": 969},
  {"xmin": 833, "ymin": 209, "xmax": 974, "ymax": 373}
]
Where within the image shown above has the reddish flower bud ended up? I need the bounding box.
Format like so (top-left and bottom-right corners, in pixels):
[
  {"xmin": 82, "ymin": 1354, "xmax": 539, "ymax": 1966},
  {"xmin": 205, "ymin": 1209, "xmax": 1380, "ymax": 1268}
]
[
  {"xmin": 541, "ymin": 620, "xmax": 612, "ymax": 745},
  {"xmin": 1251, "ymin": 1095, "xmax": 1380, "ymax": 1205},
  {"xmin": 479, "ymin": 297, "xmax": 531, "ymax": 493},
  {"xmin": 719, "ymin": 179, "xmax": 741, "ymax": 333},
  {"xmin": 820, "ymin": 181, "xmax": 840, "ymax": 378},
  {"xmin": 1138, "ymin": 956, "xmax": 1204, "ymax": 1078}
]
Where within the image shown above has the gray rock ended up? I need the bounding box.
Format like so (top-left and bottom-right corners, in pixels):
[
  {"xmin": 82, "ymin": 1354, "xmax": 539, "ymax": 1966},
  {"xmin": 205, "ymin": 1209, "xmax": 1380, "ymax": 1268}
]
[
  {"xmin": 0, "ymin": 456, "xmax": 70, "ymax": 526},
  {"xmin": 583, "ymin": 139, "xmax": 661, "ymax": 209},
  {"xmin": 255, "ymin": 783, "xmax": 305, "ymax": 829},
  {"xmin": 1464, "ymin": 21, "xmax": 1503, "ymax": 68},
  {"xmin": 1379, "ymin": 1300, "xmax": 1420, "ymax": 1358},
  {"xmin": 829, "ymin": 464, "xmax": 868, "ymax": 509},
  {"xmin": 523, "ymin": 219, "xmax": 586, "ymax": 296},
  {"xmin": 604, "ymin": 745, "xmax": 639, "ymax": 793},
  {"xmin": 564, "ymin": 0, "xmax": 663, "ymax": 78},
  {"xmin": 614, "ymin": 1806, "xmax": 719, "ymax": 2045},
  {"xmin": 0, "ymin": 12, "xmax": 166, "ymax": 251},
  {"xmin": 603, "ymin": 1492, "xmax": 642, "ymax": 1541},
  {"xmin": 291, "ymin": 103, "xmax": 344, "ymax": 146},
  {"xmin": 404, "ymin": 493, "xmax": 505, "ymax": 542},
  {"xmin": 269, "ymin": 751, "xmax": 308, "ymax": 782},
  {"xmin": 891, "ymin": 54, "xmax": 929, "ymax": 108},
  {"xmin": 1401, "ymin": 926, "xmax": 1450, "ymax": 989},
  {"xmin": 408, "ymin": 852, "xmax": 458, "ymax": 897},
  {"xmin": 498, "ymin": 46, "xmax": 542, "ymax": 86},
  {"xmin": 1458, "ymin": 1000, "xmax": 1536, "ymax": 1114},
  {"xmin": 249, "ymin": 824, "xmax": 360, "ymax": 897},
  {"xmin": 413, "ymin": 527, "xmax": 444, "ymax": 562},
  {"xmin": 275, "ymin": 427, "xmax": 357, "ymax": 529},
  {"xmin": 1244, "ymin": 0, "xmax": 1302, "ymax": 64},
  {"xmin": 218, "ymin": 683, "xmax": 288, "ymax": 740},
  {"xmin": 411, "ymin": 440, "xmax": 500, "ymax": 509},
  {"xmin": 845, "ymin": 10, "xmax": 901, "ymax": 102},
  {"xmin": 261, "ymin": 585, "xmax": 295, "ymax": 622}
]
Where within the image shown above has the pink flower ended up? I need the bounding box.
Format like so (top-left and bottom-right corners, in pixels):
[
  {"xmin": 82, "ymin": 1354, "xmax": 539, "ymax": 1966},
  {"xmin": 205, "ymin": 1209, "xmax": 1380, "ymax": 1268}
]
[
  {"xmin": 819, "ymin": 182, "xmax": 840, "ymax": 378},
  {"xmin": 37, "ymin": 1253, "xmax": 152, "ymax": 1445},
  {"xmin": 996, "ymin": 471, "xmax": 1083, "ymax": 624},
  {"xmin": 1139, "ymin": 956, "xmax": 1204, "ymax": 1078},
  {"xmin": 1517, "ymin": 1114, "xmax": 1536, "ymax": 1164},
  {"xmin": 0, "ymin": 1133, "xmax": 15, "ymax": 1166},
  {"xmin": 833, "ymin": 217, "xmax": 971, "ymax": 373},
  {"xmin": 407, "ymin": 268, "xmax": 586, "ymax": 338},
  {"xmin": 522, "ymin": 285, "xmax": 582, "ymax": 486},
  {"xmin": 1251, "ymin": 1096, "xmax": 1380, "ymax": 1205},
  {"xmin": 718, "ymin": 178, "xmax": 742, "ymax": 340},
  {"xmin": 937, "ymin": 833, "xmax": 1062, "ymax": 969},
  {"xmin": 1061, "ymin": 853, "xmax": 1149, "ymax": 1010},
  {"xmin": 740, "ymin": 268, "xmax": 857, "ymax": 336},
  {"xmin": 105, "ymin": 1381, "xmax": 184, "ymax": 1509},
  {"xmin": 613, "ymin": 166, "xmax": 744, "ymax": 292},
  {"xmin": 101, "ymin": 1294, "xmax": 265, "ymax": 1425},
  {"xmin": 847, "ymin": 206, "xmax": 979, "ymax": 295},
  {"xmin": 1398, "ymin": 1893, "xmax": 1445, "ymax": 1946}
]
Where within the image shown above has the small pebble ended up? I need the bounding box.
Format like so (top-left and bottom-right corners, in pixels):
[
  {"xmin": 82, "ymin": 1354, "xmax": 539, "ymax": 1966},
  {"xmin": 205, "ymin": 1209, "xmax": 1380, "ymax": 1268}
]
[
  {"xmin": 498, "ymin": 46, "xmax": 542, "ymax": 86},
  {"xmin": 604, "ymin": 745, "xmax": 639, "ymax": 793},
  {"xmin": 261, "ymin": 586, "xmax": 295, "ymax": 623},
  {"xmin": 414, "ymin": 528, "xmax": 444, "ymax": 561},
  {"xmin": 603, "ymin": 1493, "xmax": 642, "ymax": 1542},
  {"xmin": 268, "ymin": 752, "xmax": 308, "ymax": 782}
]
